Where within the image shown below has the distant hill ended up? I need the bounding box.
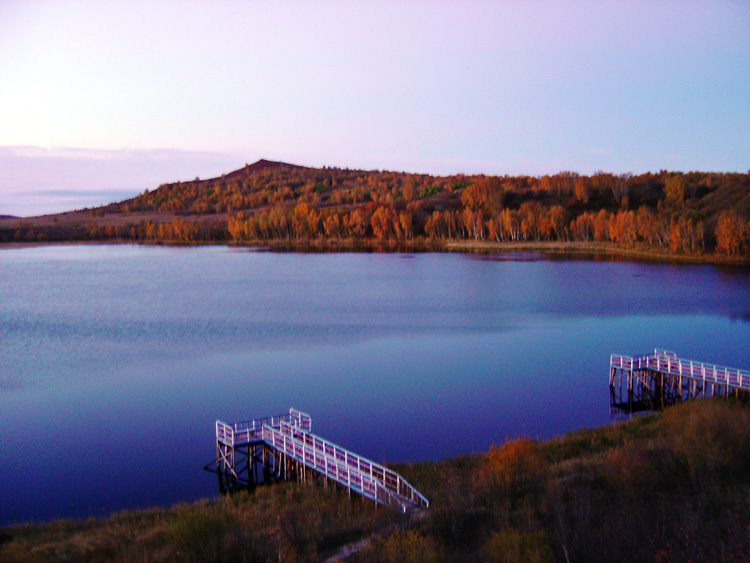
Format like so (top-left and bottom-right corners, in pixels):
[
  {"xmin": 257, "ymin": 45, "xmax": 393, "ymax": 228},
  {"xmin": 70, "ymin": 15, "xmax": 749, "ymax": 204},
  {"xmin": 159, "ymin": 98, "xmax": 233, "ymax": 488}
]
[
  {"xmin": 1, "ymin": 160, "xmax": 749, "ymax": 260},
  {"xmin": 197, "ymin": 159, "xmax": 307, "ymax": 185}
]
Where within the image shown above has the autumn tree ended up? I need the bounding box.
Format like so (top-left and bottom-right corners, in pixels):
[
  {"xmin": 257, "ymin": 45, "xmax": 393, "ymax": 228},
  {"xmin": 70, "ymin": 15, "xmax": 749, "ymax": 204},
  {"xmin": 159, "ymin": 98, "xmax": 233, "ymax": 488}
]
[
  {"xmin": 668, "ymin": 219, "xmax": 683, "ymax": 253},
  {"xmin": 347, "ymin": 207, "xmax": 371, "ymax": 238},
  {"xmin": 547, "ymin": 205, "xmax": 567, "ymax": 240},
  {"xmin": 228, "ymin": 213, "xmax": 246, "ymax": 242},
  {"xmin": 551, "ymin": 171, "xmax": 577, "ymax": 196},
  {"xmin": 664, "ymin": 175, "xmax": 686, "ymax": 206},
  {"xmin": 292, "ymin": 202, "xmax": 320, "ymax": 239},
  {"xmin": 538, "ymin": 175, "xmax": 553, "ymax": 195},
  {"xmin": 609, "ymin": 210, "xmax": 637, "ymax": 244},
  {"xmin": 715, "ymin": 211, "xmax": 743, "ymax": 255},
  {"xmin": 569, "ymin": 212, "xmax": 593, "ymax": 241},
  {"xmin": 487, "ymin": 217, "xmax": 502, "ymax": 241},
  {"xmin": 636, "ymin": 206, "xmax": 660, "ymax": 245},
  {"xmin": 424, "ymin": 211, "xmax": 442, "ymax": 240},
  {"xmin": 398, "ymin": 211, "xmax": 413, "ymax": 240},
  {"xmin": 370, "ymin": 206, "xmax": 396, "ymax": 239},
  {"xmin": 461, "ymin": 207, "xmax": 484, "ymax": 240},
  {"xmin": 593, "ymin": 210, "xmax": 610, "ymax": 241},
  {"xmin": 402, "ymin": 177, "xmax": 417, "ymax": 202},
  {"xmin": 322, "ymin": 212, "xmax": 342, "ymax": 239},
  {"xmin": 574, "ymin": 176, "xmax": 591, "ymax": 203},
  {"xmin": 461, "ymin": 177, "xmax": 503, "ymax": 216},
  {"xmin": 500, "ymin": 209, "xmax": 520, "ymax": 241}
]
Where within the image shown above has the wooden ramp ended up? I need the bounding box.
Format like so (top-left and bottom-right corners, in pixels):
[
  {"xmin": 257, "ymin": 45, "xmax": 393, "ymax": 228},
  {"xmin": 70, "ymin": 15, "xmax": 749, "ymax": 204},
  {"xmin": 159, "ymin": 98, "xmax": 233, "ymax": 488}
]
[
  {"xmin": 610, "ymin": 349, "xmax": 750, "ymax": 413},
  {"xmin": 209, "ymin": 408, "xmax": 429, "ymax": 512}
]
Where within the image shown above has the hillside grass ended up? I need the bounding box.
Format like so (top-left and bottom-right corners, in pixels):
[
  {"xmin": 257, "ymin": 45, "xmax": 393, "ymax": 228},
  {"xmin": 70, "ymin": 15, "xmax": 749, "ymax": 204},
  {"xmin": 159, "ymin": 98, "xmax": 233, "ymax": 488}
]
[{"xmin": 2, "ymin": 399, "xmax": 749, "ymax": 562}]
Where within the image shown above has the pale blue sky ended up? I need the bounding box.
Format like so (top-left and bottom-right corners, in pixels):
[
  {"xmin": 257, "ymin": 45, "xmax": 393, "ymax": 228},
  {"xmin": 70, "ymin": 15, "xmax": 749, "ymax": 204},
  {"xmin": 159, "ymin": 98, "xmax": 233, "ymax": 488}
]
[{"xmin": 1, "ymin": 0, "xmax": 748, "ymax": 216}]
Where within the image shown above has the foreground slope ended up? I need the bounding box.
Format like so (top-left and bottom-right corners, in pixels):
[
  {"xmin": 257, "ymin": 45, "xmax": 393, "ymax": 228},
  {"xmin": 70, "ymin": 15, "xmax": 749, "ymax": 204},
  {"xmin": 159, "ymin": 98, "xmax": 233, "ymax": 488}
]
[{"xmin": 2, "ymin": 399, "xmax": 748, "ymax": 562}]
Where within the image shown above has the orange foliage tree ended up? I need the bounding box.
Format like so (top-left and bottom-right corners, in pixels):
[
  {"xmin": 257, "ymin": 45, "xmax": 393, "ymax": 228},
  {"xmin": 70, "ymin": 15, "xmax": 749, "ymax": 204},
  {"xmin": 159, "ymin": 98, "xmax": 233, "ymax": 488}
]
[{"xmin": 715, "ymin": 211, "xmax": 743, "ymax": 255}]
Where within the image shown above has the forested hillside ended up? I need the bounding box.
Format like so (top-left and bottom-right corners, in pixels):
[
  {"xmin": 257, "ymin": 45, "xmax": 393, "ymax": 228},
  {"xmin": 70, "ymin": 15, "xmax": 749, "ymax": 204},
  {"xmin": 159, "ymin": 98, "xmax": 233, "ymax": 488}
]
[{"xmin": 3, "ymin": 159, "xmax": 749, "ymax": 258}]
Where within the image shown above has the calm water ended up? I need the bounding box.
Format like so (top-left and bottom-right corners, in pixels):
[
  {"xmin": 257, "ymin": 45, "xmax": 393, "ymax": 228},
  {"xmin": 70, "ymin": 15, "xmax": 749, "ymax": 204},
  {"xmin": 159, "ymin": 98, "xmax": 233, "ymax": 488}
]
[{"xmin": 1, "ymin": 245, "xmax": 749, "ymax": 525}]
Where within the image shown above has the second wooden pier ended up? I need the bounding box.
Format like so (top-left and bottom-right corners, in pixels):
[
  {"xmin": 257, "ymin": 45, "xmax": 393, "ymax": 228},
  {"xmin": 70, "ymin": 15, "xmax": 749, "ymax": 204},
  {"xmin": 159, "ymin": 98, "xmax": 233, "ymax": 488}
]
[{"xmin": 610, "ymin": 348, "xmax": 750, "ymax": 413}]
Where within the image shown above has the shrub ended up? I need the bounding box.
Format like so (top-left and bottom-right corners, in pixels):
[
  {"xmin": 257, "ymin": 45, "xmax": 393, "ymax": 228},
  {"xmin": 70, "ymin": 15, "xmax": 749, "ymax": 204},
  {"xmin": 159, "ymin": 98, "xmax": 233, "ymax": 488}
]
[
  {"xmin": 353, "ymin": 529, "xmax": 445, "ymax": 563},
  {"xmin": 171, "ymin": 511, "xmax": 226, "ymax": 563},
  {"xmin": 604, "ymin": 442, "xmax": 682, "ymax": 499},
  {"xmin": 481, "ymin": 529, "xmax": 555, "ymax": 563},
  {"xmin": 660, "ymin": 399, "xmax": 750, "ymax": 487},
  {"xmin": 482, "ymin": 438, "xmax": 544, "ymax": 491}
]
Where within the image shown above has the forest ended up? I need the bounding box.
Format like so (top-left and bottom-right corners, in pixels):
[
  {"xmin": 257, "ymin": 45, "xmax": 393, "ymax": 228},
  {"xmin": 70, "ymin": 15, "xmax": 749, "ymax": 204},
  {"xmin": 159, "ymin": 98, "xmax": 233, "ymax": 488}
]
[{"xmin": 3, "ymin": 159, "xmax": 750, "ymax": 258}]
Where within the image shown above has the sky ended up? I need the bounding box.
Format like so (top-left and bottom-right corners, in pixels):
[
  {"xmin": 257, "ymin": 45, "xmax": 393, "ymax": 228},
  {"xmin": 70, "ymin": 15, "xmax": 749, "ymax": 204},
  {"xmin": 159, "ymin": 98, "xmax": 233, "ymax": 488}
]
[{"xmin": 1, "ymin": 1, "xmax": 748, "ymax": 217}]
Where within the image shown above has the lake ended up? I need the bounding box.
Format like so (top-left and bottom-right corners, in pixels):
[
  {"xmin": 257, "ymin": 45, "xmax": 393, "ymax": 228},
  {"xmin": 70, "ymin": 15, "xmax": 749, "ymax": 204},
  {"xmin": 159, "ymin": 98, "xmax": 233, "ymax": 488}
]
[{"xmin": 2, "ymin": 244, "xmax": 749, "ymax": 525}]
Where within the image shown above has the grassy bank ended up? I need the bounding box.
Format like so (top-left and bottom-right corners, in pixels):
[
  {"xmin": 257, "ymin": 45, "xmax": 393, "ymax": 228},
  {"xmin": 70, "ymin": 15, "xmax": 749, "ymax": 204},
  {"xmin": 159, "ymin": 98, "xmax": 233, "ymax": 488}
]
[
  {"xmin": 2, "ymin": 399, "xmax": 749, "ymax": 562},
  {"xmin": 232, "ymin": 238, "xmax": 750, "ymax": 266},
  {"xmin": 5, "ymin": 239, "xmax": 750, "ymax": 268},
  {"xmin": 442, "ymin": 240, "xmax": 750, "ymax": 266}
]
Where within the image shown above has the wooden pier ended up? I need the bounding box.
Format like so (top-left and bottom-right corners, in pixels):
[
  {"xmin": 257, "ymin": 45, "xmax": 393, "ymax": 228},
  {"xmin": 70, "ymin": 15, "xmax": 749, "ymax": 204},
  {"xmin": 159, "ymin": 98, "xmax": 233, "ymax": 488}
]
[
  {"xmin": 206, "ymin": 408, "xmax": 429, "ymax": 512},
  {"xmin": 610, "ymin": 349, "xmax": 750, "ymax": 413}
]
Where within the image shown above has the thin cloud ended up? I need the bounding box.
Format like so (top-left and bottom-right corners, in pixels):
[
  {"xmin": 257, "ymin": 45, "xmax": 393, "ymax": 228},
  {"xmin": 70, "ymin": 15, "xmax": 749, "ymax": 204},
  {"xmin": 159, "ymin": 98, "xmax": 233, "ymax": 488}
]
[{"xmin": 0, "ymin": 146, "xmax": 243, "ymax": 217}]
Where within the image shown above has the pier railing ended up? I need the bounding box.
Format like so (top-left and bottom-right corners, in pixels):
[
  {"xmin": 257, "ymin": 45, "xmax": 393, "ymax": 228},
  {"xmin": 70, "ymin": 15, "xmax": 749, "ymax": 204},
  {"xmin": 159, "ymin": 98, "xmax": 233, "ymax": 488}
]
[
  {"xmin": 214, "ymin": 408, "xmax": 428, "ymax": 511},
  {"xmin": 262, "ymin": 420, "xmax": 429, "ymax": 510},
  {"xmin": 610, "ymin": 349, "xmax": 750, "ymax": 391},
  {"xmin": 216, "ymin": 408, "xmax": 312, "ymax": 447}
]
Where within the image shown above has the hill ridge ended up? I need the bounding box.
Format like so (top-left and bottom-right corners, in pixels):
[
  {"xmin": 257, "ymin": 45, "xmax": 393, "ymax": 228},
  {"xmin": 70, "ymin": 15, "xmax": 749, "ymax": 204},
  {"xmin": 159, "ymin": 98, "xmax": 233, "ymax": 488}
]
[{"xmin": 217, "ymin": 159, "xmax": 306, "ymax": 183}]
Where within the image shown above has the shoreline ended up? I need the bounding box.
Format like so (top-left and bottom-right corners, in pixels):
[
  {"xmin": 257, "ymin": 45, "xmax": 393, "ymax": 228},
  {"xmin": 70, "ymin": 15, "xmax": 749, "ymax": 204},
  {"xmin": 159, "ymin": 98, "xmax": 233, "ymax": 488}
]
[{"xmin": 3, "ymin": 239, "xmax": 750, "ymax": 267}]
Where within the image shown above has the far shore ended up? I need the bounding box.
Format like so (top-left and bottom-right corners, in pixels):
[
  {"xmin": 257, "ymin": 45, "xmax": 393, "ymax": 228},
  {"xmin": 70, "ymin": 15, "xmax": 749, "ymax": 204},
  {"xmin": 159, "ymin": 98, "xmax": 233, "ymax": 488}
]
[{"xmin": 3, "ymin": 239, "xmax": 750, "ymax": 267}]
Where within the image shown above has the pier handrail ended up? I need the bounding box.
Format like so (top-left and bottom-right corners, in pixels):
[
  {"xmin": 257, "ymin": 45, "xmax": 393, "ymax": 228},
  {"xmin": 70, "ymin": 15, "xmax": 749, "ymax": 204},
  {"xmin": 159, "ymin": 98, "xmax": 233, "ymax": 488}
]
[
  {"xmin": 610, "ymin": 350, "xmax": 750, "ymax": 391},
  {"xmin": 280, "ymin": 420, "xmax": 428, "ymax": 508},
  {"xmin": 216, "ymin": 408, "xmax": 312, "ymax": 447},
  {"xmin": 288, "ymin": 408, "xmax": 312, "ymax": 431},
  {"xmin": 261, "ymin": 420, "xmax": 429, "ymax": 510},
  {"xmin": 214, "ymin": 408, "xmax": 429, "ymax": 510}
]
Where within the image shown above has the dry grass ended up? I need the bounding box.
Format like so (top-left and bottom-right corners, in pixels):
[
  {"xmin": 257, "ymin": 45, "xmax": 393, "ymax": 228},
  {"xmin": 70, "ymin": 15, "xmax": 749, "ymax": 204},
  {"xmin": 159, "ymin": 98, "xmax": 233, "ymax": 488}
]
[
  {"xmin": 0, "ymin": 483, "xmax": 402, "ymax": 563},
  {"xmin": 3, "ymin": 399, "xmax": 749, "ymax": 562},
  {"xmin": 388, "ymin": 399, "xmax": 750, "ymax": 563}
]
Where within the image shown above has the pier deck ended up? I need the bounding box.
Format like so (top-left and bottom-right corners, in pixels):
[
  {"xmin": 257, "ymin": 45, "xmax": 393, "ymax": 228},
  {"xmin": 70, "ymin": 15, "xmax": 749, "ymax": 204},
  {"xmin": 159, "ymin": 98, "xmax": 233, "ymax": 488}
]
[
  {"xmin": 210, "ymin": 408, "xmax": 429, "ymax": 512},
  {"xmin": 610, "ymin": 349, "xmax": 750, "ymax": 412}
]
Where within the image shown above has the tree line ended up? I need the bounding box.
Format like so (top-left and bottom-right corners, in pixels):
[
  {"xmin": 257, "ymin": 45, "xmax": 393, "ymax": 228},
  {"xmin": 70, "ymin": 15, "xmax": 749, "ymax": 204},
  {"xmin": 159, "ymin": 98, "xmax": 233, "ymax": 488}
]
[{"xmin": 3, "ymin": 164, "xmax": 750, "ymax": 257}]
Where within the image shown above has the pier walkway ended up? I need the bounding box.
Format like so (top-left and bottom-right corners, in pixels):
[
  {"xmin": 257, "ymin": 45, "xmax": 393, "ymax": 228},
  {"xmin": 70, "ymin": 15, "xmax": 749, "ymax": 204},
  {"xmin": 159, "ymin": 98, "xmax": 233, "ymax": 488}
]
[
  {"xmin": 610, "ymin": 349, "xmax": 750, "ymax": 412},
  {"xmin": 210, "ymin": 408, "xmax": 429, "ymax": 512}
]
